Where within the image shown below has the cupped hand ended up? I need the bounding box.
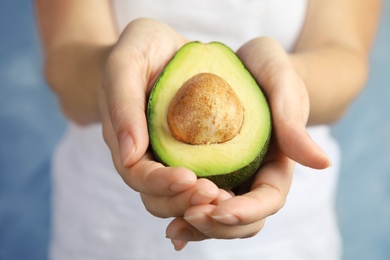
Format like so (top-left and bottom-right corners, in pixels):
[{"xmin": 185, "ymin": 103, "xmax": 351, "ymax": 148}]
[
  {"xmin": 166, "ymin": 37, "xmax": 332, "ymax": 250},
  {"xmin": 98, "ymin": 18, "xmax": 223, "ymax": 219}
]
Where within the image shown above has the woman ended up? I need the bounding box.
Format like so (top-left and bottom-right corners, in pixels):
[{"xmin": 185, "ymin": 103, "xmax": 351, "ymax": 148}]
[{"xmin": 35, "ymin": 0, "xmax": 380, "ymax": 259}]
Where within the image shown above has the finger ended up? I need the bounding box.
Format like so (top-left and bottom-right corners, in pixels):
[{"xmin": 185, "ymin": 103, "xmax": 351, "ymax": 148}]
[
  {"xmin": 101, "ymin": 18, "xmax": 185, "ymax": 168},
  {"xmin": 166, "ymin": 217, "xmax": 209, "ymax": 242},
  {"xmin": 140, "ymin": 178, "xmax": 220, "ymax": 218},
  {"xmin": 267, "ymin": 71, "xmax": 332, "ymax": 169},
  {"xmin": 265, "ymin": 65, "xmax": 331, "ymax": 169},
  {"xmin": 237, "ymin": 38, "xmax": 331, "ymax": 169},
  {"xmin": 208, "ymin": 147, "xmax": 294, "ymax": 226},
  {"xmin": 119, "ymin": 152, "xmax": 197, "ymax": 195},
  {"xmin": 211, "ymin": 189, "xmax": 234, "ymax": 206},
  {"xmin": 182, "ymin": 204, "xmax": 265, "ymax": 240},
  {"xmin": 102, "ymin": 48, "xmax": 150, "ymax": 168},
  {"xmin": 101, "ymin": 105, "xmax": 194, "ymax": 196},
  {"xmin": 274, "ymin": 120, "xmax": 331, "ymax": 169},
  {"xmin": 166, "ymin": 217, "xmax": 209, "ymax": 251}
]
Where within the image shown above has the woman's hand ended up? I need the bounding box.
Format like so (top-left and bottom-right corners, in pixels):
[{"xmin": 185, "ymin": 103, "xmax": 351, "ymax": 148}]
[
  {"xmin": 37, "ymin": 0, "xmax": 379, "ymax": 252},
  {"xmin": 165, "ymin": 37, "xmax": 332, "ymax": 250},
  {"xmin": 237, "ymin": 37, "xmax": 332, "ymax": 169},
  {"xmin": 98, "ymin": 18, "xmax": 229, "ymax": 219}
]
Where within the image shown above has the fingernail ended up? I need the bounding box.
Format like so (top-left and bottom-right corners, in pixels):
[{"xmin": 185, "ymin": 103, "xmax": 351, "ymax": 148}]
[
  {"xmin": 184, "ymin": 213, "xmax": 214, "ymax": 231},
  {"xmin": 324, "ymin": 156, "xmax": 333, "ymax": 168},
  {"xmin": 211, "ymin": 214, "xmax": 240, "ymax": 225},
  {"xmin": 191, "ymin": 190, "xmax": 216, "ymax": 205},
  {"xmin": 320, "ymin": 151, "xmax": 333, "ymax": 169},
  {"xmin": 312, "ymin": 139, "xmax": 333, "ymax": 169},
  {"xmin": 119, "ymin": 132, "xmax": 135, "ymax": 166},
  {"xmin": 328, "ymin": 160, "xmax": 333, "ymax": 168}
]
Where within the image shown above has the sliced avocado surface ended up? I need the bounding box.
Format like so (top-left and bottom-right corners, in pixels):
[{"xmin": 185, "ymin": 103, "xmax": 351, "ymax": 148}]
[{"xmin": 147, "ymin": 41, "xmax": 271, "ymax": 189}]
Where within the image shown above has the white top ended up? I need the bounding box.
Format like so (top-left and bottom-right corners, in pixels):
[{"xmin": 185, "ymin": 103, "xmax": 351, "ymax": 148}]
[{"xmin": 50, "ymin": 1, "xmax": 342, "ymax": 259}]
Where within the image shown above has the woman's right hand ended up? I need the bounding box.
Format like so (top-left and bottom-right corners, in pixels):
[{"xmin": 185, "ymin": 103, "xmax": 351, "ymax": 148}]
[{"xmin": 98, "ymin": 18, "xmax": 226, "ymax": 219}]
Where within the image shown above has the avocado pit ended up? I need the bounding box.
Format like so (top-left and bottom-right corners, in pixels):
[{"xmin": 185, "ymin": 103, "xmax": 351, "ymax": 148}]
[{"xmin": 167, "ymin": 72, "xmax": 244, "ymax": 145}]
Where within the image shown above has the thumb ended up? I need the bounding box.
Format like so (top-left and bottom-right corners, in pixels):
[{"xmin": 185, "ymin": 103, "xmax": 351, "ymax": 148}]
[
  {"xmin": 268, "ymin": 64, "xmax": 332, "ymax": 170},
  {"xmin": 113, "ymin": 101, "xmax": 149, "ymax": 168},
  {"xmin": 100, "ymin": 57, "xmax": 150, "ymax": 169},
  {"xmin": 236, "ymin": 37, "xmax": 331, "ymax": 169},
  {"xmin": 274, "ymin": 120, "xmax": 332, "ymax": 169},
  {"xmin": 266, "ymin": 68, "xmax": 331, "ymax": 169}
]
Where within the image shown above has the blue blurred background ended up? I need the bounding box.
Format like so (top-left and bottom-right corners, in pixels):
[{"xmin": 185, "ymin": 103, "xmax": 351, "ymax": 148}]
[{"xmin": 0, "ymin": 1, "xmax": 389, "ymax": 259}]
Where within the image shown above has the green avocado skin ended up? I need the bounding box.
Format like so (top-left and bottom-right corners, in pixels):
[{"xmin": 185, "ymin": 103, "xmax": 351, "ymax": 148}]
[
  {"xmin": 147, "ymin": 41, "xmax": 272, "ymax": 190},
  {"xmin": 203, "ymin": 135, "xmax": 270, "ymax": 190}
]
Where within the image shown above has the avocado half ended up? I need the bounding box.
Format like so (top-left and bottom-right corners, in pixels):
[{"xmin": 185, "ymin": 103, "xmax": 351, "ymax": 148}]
[{"xmin": 147, "ymin": 41, "xmax": 271, "ymax": 190}]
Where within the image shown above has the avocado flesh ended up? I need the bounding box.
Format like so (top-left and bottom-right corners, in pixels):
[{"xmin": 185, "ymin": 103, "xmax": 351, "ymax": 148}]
[{"xmin": 147, "ymin": 41, "xmax": 271, "ymax": 189}]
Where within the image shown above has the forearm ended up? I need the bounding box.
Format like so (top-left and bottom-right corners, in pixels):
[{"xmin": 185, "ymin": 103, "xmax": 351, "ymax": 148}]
[
  {"xmin": 290, "ymin": 45, "xmax": 369, "ymax": 125},
  {"xmin": 35, "ymin": 0, "xmax": 117, "ymax": 125},
  {"xmin": 289, "ymin": 0, "xmax": 381, "ymax": 125},
  {"xmin": 44, "ymin": 43, "xmax": 113, "ymax": 124}
]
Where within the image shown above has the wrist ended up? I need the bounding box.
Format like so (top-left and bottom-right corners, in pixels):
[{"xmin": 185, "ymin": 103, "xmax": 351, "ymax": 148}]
[{"xmin": 45, "ymin": 43, "xmax": 114, "ymax": 125}]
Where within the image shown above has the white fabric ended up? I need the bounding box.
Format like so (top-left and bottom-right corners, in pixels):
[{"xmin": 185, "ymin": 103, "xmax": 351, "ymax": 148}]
[
  {"xmin": 112, "ymin": 0, "xmax": 307, "ymax": 52},
  {"xmin": 50, "ymin": 1, "xmax": 342, "ymax": 259}
]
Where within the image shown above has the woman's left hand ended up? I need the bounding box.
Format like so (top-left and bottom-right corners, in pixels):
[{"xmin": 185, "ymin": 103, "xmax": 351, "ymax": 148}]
[{"xmin": 165, "ymin": 37, "xmax": 332, "ymax": 250}]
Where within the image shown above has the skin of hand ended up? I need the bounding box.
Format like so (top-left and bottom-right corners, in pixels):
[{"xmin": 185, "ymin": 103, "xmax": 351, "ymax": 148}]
[
  {"xmin": 99, "ymin": 22, "xmax": 331, "ymax": 245},
  {"xmin": 165, "ymin": 0, "xmax": 382, "ymax": 250},
  {"xmin": 98, "ymin": 18, "xmax": 231, "ymax": 218},
  {"xmin": 35, "ymin": 0, "xmax": 229, "ymax": 229},
  {"xmin": 165, "ymin": 38, "xmax": 331, "ymax": 250},
  {"xmin": 35, "ymin": 0, "xmax": 381, "ymax": 252}
]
